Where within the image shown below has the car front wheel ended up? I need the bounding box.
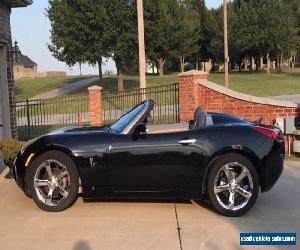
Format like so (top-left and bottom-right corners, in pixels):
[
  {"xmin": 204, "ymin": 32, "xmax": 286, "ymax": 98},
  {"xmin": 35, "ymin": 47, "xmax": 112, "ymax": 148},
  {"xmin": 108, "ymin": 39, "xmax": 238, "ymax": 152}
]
[
  {"xmin": 207, "ymin": 153, "xmax": 259, "ymax": 217},
  {"xmin": 27, "ymin": 151, "xmax": 79, "ymax": 212}
]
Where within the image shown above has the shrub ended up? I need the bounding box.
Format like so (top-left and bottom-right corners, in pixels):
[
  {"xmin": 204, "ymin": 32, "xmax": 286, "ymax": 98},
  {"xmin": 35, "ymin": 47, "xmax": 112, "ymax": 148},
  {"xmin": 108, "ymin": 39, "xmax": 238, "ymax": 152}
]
[{"xmin": 0, "ymin": 139, "xmax": 25, "ymax": 168}]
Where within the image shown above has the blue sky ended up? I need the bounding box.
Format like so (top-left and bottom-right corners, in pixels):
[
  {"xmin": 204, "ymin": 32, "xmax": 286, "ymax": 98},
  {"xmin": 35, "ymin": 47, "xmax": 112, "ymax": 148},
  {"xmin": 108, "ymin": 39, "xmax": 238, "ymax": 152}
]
[{"xmin": 11, "ymin": 0, "xmax": 222, "ymax": 75}]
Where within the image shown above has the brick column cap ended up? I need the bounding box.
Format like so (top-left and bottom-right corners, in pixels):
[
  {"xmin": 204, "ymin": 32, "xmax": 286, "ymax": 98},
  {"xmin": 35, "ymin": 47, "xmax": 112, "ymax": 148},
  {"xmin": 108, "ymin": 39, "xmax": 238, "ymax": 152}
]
[
  {"xmin": 178, "ymin": 70, "xmax": 209, "ymax": 77},
  {"xmin": 201, "ymin": 80, "xmax": 299, "ymax": 108},
  {"xmin": 88, "ymin": 85, "xmax": 102, "ymax": 91}
]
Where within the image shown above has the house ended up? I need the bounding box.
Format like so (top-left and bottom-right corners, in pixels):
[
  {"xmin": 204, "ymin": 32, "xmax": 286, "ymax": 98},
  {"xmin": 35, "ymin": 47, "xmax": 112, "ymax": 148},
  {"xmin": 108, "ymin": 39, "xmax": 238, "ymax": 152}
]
[
  {"xmin": 0, "ymin": 0, "xmax": 32, "ymax": 139},
  {"xmin": 12, "ymin": 41, "xmax": 67, "ymax": 79},
  {"xmin": 12, "ymin": 41, "xmax": 38, "ymax": 79}
]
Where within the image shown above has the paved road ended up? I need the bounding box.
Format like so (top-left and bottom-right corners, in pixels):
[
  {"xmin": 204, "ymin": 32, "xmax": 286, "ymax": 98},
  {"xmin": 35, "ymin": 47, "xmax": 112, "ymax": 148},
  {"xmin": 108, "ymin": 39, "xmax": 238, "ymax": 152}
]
[
  {"xmin": 0, "ymin": 161, "xmax": 299, "ymax": 250},
  {"xmin": 268, "ymin": 94, "xmax": 300, "ymax": 105},
  {"xmin": 29, "ymin": 76, "xmax": 100, "ymax": 100}
]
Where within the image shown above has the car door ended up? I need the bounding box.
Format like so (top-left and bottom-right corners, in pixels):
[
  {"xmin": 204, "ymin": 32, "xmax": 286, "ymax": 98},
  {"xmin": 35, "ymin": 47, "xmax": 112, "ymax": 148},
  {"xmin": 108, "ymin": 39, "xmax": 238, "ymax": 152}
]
[
  {"xmin": 109, "ymin": 129, "xmax": 205, "ymax": 195},
  {"xmin": 68, "ymin": 132, "xmax": 113, "ymax": 198}
]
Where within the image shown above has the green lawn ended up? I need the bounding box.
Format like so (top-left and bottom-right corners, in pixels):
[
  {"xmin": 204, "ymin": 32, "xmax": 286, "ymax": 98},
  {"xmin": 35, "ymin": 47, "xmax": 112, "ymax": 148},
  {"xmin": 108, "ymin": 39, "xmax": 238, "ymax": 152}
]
[
  {"xmin": 16, "ymin": 70, "xmax": 300, "ymax": 140},
  {"xmin": 73, "ymin": 69, "xmax": 300, "ymax": 97},
  {"xmin": 209, "ymin": 69, "xmax": 300, "ymax": 97},
  {"xmin": 15, "ymin": 70, "xmax": 300, "ymax": 116},
  {"xmin": 17, "ymin": 82, "xmax": 179, "ymax": 116},
  {"xmin": 15, "ymin": 75, "xmax": 94, "ymax": 101},
  {"xmin": 16, "ymin": 94, "xmax": 89, "ymax": 117},
  {"xmin": 102, "ymin": 74, "xmax": 178, "ymax": 91},
  {"xmin": 71, "ymin": 74, "xmax": 179, "ymax": 95},
  {"xmin": 15, "ymin": 69, "xmax": 300, "ymax": 101}
]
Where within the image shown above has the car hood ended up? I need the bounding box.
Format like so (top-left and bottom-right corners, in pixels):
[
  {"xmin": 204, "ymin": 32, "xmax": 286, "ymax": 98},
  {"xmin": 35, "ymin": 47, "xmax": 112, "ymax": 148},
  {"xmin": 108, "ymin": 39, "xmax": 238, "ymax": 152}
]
[{"xmin": 48, "ymin": 125, "xmax": 110, "ymax": 135}]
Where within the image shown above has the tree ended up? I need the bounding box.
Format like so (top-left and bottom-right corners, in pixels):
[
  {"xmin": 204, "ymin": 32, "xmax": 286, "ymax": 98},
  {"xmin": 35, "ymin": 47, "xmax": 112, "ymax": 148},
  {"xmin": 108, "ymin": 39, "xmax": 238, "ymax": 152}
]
[
  {"xmin": 230, "ymin": 0, "xmax": 263, "ymax": 71},
  {"xmin": 173, "ymin": 0, "xmax": 200, "ymax": 72},
  {"xmin": 144, "ymin": 0, "xmax": 176, "ymax": 77},
  {"xmin": 266, "ymin": 0, "xmax": 298, "ymax": 72},
  {"xmin": 47, "ymin": 1, "xmax": 86, "ymax": 70},
  {"xmin": 105, "ymin": 0, "xmax": 138, "ymax": 91},
  {"xmin": 209, "ymin": 7, "xmax": 225, "ymax": 65},
  {"xmin": 193, "ymin": 0, "xmax": 212, "ymax": 69},
  {"xmin": 48, "ymin": 0, "xmax": 111, "ymax": 84},
  {"xmin": 77, "ymin": 0, "xmax": 111, "ymax": 83},
  {"xmin": 288, "ymin": 0, "xmax": 300, "ymax": 68},
  {"xmin": 212, "ymin": 0, "xmax": 299, "ymax": 73}
]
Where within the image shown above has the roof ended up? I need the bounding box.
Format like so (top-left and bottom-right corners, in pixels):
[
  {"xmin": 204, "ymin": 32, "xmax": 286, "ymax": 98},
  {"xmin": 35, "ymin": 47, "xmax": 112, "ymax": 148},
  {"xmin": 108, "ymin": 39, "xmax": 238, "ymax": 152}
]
[
  {"xmin": 12, "ymin": 41, "xmax": 37, "ymax": 67},
  {"xmin": 3, "ymin": 0, "xmax": 32, "ymax": 8},
  {"xmin": 19, "ymin": 54, "xmax": 37, "ymax": 67}
]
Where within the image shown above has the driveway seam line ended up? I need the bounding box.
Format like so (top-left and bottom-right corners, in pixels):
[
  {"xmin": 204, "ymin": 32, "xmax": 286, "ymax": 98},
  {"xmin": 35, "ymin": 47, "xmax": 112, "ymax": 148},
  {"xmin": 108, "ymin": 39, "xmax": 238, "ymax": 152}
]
[{"xmin": 173, "ymin": 201, "xmax": 183, "ymax": 250}]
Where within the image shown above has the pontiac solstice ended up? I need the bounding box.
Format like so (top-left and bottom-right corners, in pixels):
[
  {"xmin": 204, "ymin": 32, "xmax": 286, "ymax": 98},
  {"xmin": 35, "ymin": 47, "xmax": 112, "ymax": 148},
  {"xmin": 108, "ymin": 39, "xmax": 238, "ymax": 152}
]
[{"xmin": 14, "ymin": 100, "xmax": 284, "ymax": 216}]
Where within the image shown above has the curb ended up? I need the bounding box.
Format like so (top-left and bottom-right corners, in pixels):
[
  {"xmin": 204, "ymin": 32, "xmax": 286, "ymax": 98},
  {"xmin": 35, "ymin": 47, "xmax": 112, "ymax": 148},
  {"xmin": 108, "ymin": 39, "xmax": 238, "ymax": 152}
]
[{"xmin": 0, "ymin": 167, "xmax": 9, "ymax": 182}]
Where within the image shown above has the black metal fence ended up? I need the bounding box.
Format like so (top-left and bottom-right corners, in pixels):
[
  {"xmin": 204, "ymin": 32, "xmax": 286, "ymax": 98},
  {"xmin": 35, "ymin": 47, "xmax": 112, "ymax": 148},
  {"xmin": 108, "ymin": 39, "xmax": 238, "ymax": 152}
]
[
  {"xmin": 102, "ymin": 83, "xmax": 180, "ymax": 125},
  {"xmin": 16, "ymin": 95, "xmax": 89, "ymax": 141},
  {"xmin": 16, "ymin": 83, "xmax": 180, "ymax": 141}
]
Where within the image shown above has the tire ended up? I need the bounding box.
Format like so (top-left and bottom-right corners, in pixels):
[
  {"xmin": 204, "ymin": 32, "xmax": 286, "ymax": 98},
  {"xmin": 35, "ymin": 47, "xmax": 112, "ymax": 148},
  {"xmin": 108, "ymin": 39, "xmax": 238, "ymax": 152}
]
[
  {"xmin": 27, "ymin": 150, "xmax": 79, "ymax": 212},
  {"xmin": 207, "ymin": 153, "xmax": 259, "ymax": 217}
]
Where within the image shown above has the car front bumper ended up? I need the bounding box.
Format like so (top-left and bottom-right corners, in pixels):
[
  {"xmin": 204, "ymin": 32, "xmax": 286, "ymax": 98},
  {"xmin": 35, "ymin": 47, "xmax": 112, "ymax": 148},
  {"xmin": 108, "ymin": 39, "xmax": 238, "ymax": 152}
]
[{"xmin": 13, "ymin": 153, "xmax": 27, "ymax": 193}]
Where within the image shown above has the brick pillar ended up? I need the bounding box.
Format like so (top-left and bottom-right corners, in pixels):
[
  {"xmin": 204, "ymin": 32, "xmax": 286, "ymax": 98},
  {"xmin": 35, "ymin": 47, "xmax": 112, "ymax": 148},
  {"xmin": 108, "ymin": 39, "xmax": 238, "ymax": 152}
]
[
  {"xmin": 178, "ymin": 70, "xmax": 209, "ymax": 121},
  {"xmin": 88, "ymin": 86, "xmax": 103, "ymax": 126}
]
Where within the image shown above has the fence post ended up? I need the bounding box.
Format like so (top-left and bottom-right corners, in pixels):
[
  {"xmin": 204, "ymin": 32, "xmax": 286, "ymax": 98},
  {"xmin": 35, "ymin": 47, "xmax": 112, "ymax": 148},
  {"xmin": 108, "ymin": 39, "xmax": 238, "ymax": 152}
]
[
  {"xmin": 26, "ymin": 99, "xmax": 31, "ymax": 139},
  {"xmin": 88, "ymin": 86, "xmax": 103, "ymax": 126},
  {"xmin": 178, "ymin": 70, "xmax": 209, "ymax": 122},
  {"xmin": 77, "ymin": 112, "xmax": 82, "ymax": 126}
]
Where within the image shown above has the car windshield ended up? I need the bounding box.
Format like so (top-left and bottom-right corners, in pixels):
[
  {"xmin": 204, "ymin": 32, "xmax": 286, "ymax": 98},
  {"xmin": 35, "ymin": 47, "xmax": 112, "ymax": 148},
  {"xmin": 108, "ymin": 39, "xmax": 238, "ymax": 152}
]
[{"xmin": 110, "ymin": 103, "xmax": 145, "ymax": 134}]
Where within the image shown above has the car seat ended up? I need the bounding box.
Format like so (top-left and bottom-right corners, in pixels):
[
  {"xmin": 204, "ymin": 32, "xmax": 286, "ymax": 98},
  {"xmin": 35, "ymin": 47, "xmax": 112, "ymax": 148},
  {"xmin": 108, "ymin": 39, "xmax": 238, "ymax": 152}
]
[{"xmin": 189, "ymin": 107, "xmax": 206, "ymax": 130}]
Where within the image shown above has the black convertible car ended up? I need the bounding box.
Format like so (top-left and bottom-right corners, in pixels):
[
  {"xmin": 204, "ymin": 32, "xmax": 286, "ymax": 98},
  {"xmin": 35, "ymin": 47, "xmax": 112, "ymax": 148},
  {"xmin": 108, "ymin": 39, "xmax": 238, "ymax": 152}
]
[{"xmin": 14, "ymin": 100, "xmax": 284, "ymax": 216}]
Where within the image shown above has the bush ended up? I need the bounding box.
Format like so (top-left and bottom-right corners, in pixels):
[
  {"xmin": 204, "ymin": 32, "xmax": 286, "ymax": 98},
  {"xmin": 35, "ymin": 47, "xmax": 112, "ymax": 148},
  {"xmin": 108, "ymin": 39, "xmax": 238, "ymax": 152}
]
[{"xmin": 0, "ymin": 139, "xmax": 25, "ymax": 168}]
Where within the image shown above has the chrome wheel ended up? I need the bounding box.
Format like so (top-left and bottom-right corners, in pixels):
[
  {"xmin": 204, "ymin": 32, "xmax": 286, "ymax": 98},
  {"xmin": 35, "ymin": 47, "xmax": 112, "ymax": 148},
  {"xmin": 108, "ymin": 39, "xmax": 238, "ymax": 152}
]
[
  {"xmin": 213, "ymin": 162, "xmax": 253, "ymax": 211},
  {"xmin": 34, "ymin": 159, "xmax": 71, "ymax": 207}
]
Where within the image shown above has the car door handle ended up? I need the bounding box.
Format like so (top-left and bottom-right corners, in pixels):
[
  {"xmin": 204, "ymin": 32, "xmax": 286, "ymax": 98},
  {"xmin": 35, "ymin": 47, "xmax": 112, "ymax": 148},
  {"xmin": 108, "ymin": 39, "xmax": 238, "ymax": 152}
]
[{"xmin": 178, "ymin": 139, "xmax": 197, "ymax": 145}]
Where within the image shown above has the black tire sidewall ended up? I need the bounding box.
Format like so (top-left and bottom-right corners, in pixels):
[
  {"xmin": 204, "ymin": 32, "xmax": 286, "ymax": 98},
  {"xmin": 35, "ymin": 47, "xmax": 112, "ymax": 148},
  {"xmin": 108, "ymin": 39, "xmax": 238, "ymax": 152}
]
[
  {"xmin": 27, "ymin": 150, "xmax": 79, "ymax": 212},
  {"xmin": 207, "ymin": 153, "xmax": 259, "ymax": 217}
]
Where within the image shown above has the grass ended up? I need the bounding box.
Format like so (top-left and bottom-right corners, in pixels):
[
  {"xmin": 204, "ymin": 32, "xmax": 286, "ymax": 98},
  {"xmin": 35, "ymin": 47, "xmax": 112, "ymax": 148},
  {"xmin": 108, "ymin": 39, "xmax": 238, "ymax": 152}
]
[
  {"xmin": 71, "ymin": 73, "xmax": 178, "ymax": 95},
  {"xmin": 102, "ymin": 74, "xmax": 178, "ymax": 91},
  {"xmin": 16, "ymin": 69, "xmax": 300, "ymax": 119},
  {"xmin": 16, "ymin": 69, "xmax": 300, "ymax": 116},
  {"xmin": 72, "ymin": 69, "xmax": 300, "ymax": 97},
  {"xmin": 209, "ymin": 68, "xmax": 300, "ymax": 97},
  {"xmin": 15, "ymin": 68, "xmax": 300, "ymax": 101},
  {"xmin": 15, "ymin": 75, "xmax": 95, "ymax": 101},
  {"xmin": 16, "ymin": 82, "xmax": 179, "ymax": 117},
  {"xmin": 16, "ymin": 70, "xmax": 300, "ymax": 140},
  {"xmin": 16, "ymin": 94, "xmax": 89, "ymax": 117}
]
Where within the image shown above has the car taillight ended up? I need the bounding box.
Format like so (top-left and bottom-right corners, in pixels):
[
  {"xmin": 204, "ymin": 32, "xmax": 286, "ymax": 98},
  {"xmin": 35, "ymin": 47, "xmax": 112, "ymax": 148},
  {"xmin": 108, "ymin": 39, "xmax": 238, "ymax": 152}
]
[{"xmin": 252, "ymin": 126, "xmax": 282, "ymax": 140}]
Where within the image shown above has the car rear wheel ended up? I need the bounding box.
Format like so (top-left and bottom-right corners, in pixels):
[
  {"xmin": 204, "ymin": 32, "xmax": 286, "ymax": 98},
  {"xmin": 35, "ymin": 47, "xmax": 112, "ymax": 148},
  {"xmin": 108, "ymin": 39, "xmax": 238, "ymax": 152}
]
[
  {"xmin": 27, "ymin": 151, "xmax": 79, "ymax": 212},
  {"xmin": 207, "ymin": 153, "xmax": 259, "ymax": 217}
]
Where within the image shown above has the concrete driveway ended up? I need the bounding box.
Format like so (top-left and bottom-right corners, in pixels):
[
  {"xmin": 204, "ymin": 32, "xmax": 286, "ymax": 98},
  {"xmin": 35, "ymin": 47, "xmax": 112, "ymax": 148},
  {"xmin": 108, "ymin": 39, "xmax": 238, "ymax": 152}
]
[{"xmin": 0, "ymin": 161, "xmax": 299, "ymax": 250}]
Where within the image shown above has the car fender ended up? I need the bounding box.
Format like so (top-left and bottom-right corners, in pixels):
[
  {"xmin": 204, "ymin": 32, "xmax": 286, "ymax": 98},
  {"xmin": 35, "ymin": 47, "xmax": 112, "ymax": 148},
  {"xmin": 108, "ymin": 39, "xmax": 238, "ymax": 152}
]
[
  {"xmin": 21, "ymin": 143, "xmax": 81, "ymax": 193},
  {"xmin": 200, "ymin": 145, "xmax": 262, "ymax": 196}
]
